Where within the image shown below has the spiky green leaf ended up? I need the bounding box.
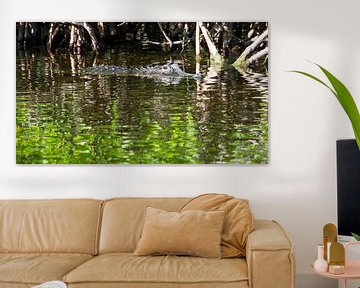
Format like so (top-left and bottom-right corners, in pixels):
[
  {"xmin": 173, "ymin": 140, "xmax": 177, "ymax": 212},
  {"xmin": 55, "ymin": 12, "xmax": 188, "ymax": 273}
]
[
  {"xmin": 289, "ymin": 70, "xmax": 337, "ymax": 97},
  {"xmin": 290, "ymin": 64, "xmax": 360, "ymax": 150},
  {"xmin": 316, "ymin": 64, "xmax": 360, "ymax": 150}
]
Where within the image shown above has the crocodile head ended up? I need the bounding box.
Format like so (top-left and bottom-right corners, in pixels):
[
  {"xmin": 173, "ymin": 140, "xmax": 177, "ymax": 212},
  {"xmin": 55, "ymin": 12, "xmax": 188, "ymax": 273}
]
[{"xmin": 150, "ymin": 63, "xmax": 202, "ymax": 79}]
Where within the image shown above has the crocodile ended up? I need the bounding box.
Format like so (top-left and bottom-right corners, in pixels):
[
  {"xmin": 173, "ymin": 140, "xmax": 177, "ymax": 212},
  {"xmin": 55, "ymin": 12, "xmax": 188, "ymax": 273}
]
[{"xmin": 83, "ymin": 63, "xmax": 201, "ymax": 85}]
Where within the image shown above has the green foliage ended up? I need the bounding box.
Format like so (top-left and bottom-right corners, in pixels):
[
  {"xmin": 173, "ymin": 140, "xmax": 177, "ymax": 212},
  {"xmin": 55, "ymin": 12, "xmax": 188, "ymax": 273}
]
[{"xmin": 290, "ymin": 63, "xmax": 360, "ymax": 150}]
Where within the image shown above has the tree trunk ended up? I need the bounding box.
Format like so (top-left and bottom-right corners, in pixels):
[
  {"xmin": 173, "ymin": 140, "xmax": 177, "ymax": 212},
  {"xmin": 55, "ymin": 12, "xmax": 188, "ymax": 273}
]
[
  {"xmin": 47, "ymin": 23, "xmax": 60, "ymax": 52},
  {"xmin": 195, "ymin": 22, "xmax": 200, "ymax": 57},
  {"xmin": 30, "ymin": 22, "xmax": 40, "ymax": 44},
  {"xmin": 181, "ymin": 23, "xmax": 188, "ymax": 53},
  {"xmin": 75, "ymin": 26, "xmax": 85, "ymax": 54},
  {"xmin": 24, "ymin": 22, "xmax": 31, "ymax": 46},
  {"xmin": 17, "ymin": 22, "xmax": 25, "ymax": 43},
  {"xmin": 69, "ymin": 24, "xmax": 76, "ymax": 52},
  {"xmin": 198, "ymin": 22, "xmax": 222, "ymax": 63},
  {"xmin": 40, "ymin": 23, "xmax": 48, "ymax": 44},
  {"xmin": 98, "ymin": 22, "xmax": 105, "ymax": 41},
  {"xmin": 83, "ymin": 22, "xmax": 100, "ymax": 54},
  {"xmin": 222, "ymin": 24, "xmax": 231, "ymax": 58}
]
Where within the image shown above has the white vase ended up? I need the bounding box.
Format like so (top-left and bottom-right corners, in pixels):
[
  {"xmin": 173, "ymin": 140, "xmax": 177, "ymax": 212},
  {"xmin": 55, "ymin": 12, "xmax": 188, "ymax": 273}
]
[{"xmin": 314, "ymin": 244, "xmax": 328, "ymax": 272}]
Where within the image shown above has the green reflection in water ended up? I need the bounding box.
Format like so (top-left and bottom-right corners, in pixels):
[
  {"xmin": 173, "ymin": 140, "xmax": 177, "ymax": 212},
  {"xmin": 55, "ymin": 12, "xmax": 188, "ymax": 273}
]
[{"xmin": 16, "ymin": 46, "xmax": 268, "ymax": 164}]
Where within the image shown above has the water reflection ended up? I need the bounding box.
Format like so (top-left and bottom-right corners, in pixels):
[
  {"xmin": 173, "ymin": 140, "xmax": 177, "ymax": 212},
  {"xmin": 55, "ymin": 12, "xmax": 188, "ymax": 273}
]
[{"xmin": 16, "ymin": 46, "xmax": 268, "ymax": 164}]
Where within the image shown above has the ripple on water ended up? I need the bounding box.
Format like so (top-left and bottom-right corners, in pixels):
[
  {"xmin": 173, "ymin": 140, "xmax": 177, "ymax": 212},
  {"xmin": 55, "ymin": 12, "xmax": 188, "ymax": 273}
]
[{"xmin": 16, "ymin": 47, "xmax": 268, "ymax": 164}]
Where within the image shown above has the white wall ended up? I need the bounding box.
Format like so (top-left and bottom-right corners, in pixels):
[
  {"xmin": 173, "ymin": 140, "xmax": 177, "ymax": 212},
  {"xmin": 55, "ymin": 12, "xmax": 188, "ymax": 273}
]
[{"xmin": 1, "ymin": 1, "xmax": 359, "ymax": 287}]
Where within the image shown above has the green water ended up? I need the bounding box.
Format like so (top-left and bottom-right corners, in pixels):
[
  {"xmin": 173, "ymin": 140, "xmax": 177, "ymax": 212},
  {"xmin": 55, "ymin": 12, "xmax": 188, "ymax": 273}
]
[{"xmin": 16, "ymin": 46, "xmax": 268, "ymax": 164}]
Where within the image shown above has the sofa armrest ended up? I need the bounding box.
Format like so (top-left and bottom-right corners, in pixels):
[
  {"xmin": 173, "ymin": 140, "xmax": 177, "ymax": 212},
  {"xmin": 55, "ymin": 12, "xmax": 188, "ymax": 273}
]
[{"xmin": 246, "ymin": 220, "xmax": 295, "ymax": 288}]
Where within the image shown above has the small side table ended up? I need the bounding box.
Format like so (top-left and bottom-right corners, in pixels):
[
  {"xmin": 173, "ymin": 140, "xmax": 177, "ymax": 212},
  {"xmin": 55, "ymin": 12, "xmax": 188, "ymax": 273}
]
[{"xmin": 311, "ymin": 242, "xmax": 360, "ymax": 288}]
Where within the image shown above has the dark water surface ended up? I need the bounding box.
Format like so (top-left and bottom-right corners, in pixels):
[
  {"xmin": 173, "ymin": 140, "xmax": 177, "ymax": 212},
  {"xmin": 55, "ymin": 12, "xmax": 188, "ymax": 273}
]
[{"xmin": 16, "ymin": 46, "xmax": 268, "ymax": 164}]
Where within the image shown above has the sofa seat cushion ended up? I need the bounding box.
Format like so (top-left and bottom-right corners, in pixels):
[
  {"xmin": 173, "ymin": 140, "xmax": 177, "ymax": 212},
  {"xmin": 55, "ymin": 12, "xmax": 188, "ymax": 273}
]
[
  {"xmin": 0, "ymin": 253, "xmax": 93, "ymax": 285},
  {"xmin": 64, "ymin": 253, "xmax": 248, "ymax": 285}
]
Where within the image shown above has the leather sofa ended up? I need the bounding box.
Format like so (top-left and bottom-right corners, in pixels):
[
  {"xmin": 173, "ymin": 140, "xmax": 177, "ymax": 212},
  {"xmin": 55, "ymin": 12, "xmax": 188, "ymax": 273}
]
[{"xmin": 0, "ymin": 198, "xmax": 295, "ymax": 288}]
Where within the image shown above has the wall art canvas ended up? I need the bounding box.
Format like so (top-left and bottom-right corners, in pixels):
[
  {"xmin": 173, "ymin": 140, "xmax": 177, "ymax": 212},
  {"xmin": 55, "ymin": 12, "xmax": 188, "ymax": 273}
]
[{"xmin": 16, "ymin": 22, "xmax": 269, "ymax": 164}]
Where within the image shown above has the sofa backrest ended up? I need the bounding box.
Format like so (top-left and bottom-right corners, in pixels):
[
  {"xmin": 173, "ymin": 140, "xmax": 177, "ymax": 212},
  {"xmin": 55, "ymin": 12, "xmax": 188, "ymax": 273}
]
[
  {"xmin": 99, "ymin": 197, "xmax": 190, "ymax": 253},
  {"xmin": 0, "ymin": 199, "xmax": 102, "ymax": 254}
]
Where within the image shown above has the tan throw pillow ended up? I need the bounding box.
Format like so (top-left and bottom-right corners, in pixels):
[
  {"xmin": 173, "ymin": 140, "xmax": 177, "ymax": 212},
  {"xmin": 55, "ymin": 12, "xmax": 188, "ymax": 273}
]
[
  {"xmin": 181, "ymin": 193, "xmax": 254, "ymax": 258},
  {"xmin": 134, "ymin": 207, "xmax": 225, "ymax": 258}
]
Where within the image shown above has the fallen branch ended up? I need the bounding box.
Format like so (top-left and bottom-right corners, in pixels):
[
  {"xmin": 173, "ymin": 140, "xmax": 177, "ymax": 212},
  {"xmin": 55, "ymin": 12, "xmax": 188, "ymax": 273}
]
[
  {"xmin": 247, "ymin": 47, "xmax": 268, "ymax": 65},
  {"xmin": 232, "ymin": 29, "xmax": 268, "ymax": 67}
]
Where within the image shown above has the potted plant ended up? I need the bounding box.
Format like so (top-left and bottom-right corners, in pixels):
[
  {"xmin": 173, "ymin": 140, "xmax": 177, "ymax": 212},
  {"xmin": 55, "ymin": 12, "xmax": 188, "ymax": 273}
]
[
  {"xmin": 291, "ymin": 63, "xmax": 360, "ymax": 150},
  {"xmin": 291, "ymin": 63, "xmax": 360, "ymax": 240}
]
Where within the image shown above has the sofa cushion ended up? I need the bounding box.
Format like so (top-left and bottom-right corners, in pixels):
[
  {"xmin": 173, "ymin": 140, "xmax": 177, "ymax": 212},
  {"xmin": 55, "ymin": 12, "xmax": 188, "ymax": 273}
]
[
  {"xmin": 0, "ymin": 253, "xmax": 93, "ymax": 285},
  {"xmin": 99, "ymin": 198, "xmax": 190, "ymax": 253},
  {"xmin": 63, "ymin": 253, "xmax": 248, "ymax": 285},
  {"xmin": 181, "ymin": 194, "xmax": 254, "ymax": 258},
  {"xmin": 134, "ymin": 207, "xmax": 225, "ymax": 258},
  {"xmin": 0, "ymin": 199, "xmax": 103, "ymax": 254}
]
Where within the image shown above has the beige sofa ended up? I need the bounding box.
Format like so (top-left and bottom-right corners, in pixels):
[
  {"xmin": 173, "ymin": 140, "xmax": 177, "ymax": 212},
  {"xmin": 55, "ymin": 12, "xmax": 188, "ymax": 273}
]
[{"xmin": 0, "ymin": 198, "xmax": 295, "ymax": 288}]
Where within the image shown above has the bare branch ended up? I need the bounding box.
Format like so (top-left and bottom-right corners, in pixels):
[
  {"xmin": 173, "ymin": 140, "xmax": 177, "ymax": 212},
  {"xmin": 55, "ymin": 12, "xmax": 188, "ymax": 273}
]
[
  {"xmin": 233, "ymin": 29, "xmax": 268, "ymax": 68},
  {"xmin": 247, "ymin": 47, "xmax": 268, "ymax": 65},
  {"xmin": 240, "ymin": 30, "xmax": 268, "ymax": 59},
  {"xmin": 158, "ymin": 22, "xmax": 173, "ymax": 47}
]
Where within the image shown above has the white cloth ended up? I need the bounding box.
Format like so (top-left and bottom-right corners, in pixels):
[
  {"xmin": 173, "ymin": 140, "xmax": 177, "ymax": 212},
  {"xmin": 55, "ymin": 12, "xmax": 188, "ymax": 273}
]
[{"xmin": 32, "ymin": 281, "xmax": 67, "ymax": 288}]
